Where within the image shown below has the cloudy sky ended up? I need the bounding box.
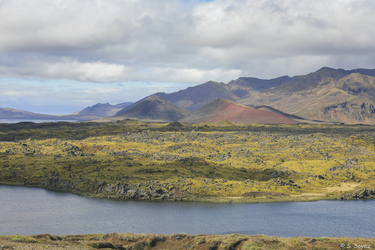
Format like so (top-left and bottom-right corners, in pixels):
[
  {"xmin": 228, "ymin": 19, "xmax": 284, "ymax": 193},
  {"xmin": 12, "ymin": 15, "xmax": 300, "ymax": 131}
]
[{"xmin": 1, "ymin": 0, "xmax": 375, "ymax": 114}]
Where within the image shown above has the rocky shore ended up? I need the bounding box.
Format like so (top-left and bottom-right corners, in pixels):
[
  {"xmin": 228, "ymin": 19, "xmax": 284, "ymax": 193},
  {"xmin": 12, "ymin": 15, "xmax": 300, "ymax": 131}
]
[
  {"xmin": 97, "ymin": 181, "xmax": 179, "ymax": 201},
  {"xmin": 40, "ymin": 177, "xmax": 182, "ymax": 201},
  {"xmin": 339, "ymin": 187, "xmax": 375, "ymax": 200},
  {"xmin": 38, "ymin": 176, "xmax": 375, "ymax": 203}
]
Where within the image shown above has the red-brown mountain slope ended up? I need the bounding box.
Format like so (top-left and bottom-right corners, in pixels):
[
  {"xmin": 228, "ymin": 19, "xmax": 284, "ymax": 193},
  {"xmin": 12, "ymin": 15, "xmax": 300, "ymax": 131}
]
[{"xmin": 179, "ymin": 99, "xmax": 297, "ymax": 124}]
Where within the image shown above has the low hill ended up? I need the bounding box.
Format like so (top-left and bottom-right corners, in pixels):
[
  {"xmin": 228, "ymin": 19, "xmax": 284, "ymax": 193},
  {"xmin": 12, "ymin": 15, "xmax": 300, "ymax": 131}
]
[
  {"xmin": 71, "ymin": 103, "xmax": 122, "ymax": 120},
  {"xmin": 180, "ymin": 99, "xmax": 297, "ymax": 124},
  {"xmin": 115, "ymin": 95, "xmax": 191, "ymax": 122}
]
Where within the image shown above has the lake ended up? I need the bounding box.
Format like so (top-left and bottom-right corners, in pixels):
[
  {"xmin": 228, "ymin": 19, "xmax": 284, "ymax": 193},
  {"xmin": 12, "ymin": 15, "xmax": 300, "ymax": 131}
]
[{"xmin": 0, "ymin": 185, "xmax": 374, "ymax": 237}]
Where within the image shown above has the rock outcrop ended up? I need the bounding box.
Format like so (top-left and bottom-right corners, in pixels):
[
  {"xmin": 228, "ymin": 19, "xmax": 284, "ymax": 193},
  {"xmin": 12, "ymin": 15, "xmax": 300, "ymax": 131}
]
[
  {"xmin": 40, "ymin": 178, "xmax": 183, "ymax": 201},
  {"xmin": 339, "ymin": 187, "xmax": 375, "ymax": 200}
]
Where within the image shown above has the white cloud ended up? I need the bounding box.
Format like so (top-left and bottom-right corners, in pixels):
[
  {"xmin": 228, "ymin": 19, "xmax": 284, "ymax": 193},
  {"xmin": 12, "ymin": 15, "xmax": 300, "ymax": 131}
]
[
  {"xmin": 0, "ymin": 0, "xmax": 374, "ymax": 83},
  {"xmin": 1, "ymin": 0, "xmax": 375, "ymax": 113},
  {"xmin": 44, "ymin": 61, "xmax": 128, "ymax": 82},
  {"xmin": 0, "ymin": 79, "xmax": 187, "ymax": 114}
]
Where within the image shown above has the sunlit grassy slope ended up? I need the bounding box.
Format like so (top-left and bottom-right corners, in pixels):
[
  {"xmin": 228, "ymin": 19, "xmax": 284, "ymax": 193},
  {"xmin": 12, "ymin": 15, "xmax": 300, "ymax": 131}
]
[{"xmin": 1, "ymin": 120, "xmax": 375, "ymax": 202}]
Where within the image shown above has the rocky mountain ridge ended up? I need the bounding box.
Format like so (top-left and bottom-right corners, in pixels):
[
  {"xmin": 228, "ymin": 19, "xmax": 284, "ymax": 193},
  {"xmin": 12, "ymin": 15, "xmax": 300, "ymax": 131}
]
[{"xmin": 239, "ymin": 69, "xmax": 375, "ymax": 124}]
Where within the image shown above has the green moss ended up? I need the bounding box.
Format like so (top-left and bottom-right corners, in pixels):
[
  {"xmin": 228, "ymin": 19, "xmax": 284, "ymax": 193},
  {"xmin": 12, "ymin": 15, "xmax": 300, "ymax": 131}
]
[
  {"xmin": 243, "ymin": 240, "xmax": 260, "ymax": 250},
  {"xmin": 1, "ymin": 122, "xmax": 375, "ymax": 202},
  {"xmin": 219, "ymin": 234, "xmax": 247, "ymax": 250},
  {"xmin": 8, "ymin": 235, "xmax": 37, "ymax": 243}
]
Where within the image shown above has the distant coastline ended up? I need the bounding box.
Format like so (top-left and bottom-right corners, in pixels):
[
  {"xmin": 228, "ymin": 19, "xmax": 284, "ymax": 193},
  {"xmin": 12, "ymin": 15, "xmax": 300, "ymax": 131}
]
[{"xmin": 0, "ymin": 119, "xmax": 78, "ymax": 124}]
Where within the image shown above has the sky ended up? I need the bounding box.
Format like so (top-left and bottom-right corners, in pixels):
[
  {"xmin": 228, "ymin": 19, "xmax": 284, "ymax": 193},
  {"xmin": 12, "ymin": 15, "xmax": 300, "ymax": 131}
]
[{"xmin": 1, "ymin": 0, "xmax": 375, "ymax": 114}]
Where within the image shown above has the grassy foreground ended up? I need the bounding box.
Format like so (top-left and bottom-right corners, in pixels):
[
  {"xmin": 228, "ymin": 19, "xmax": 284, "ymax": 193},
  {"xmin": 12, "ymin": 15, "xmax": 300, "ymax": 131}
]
[
  {"xmin": 0, "ymin": 233, "xmax": 374, "ymax": 250},
  {"xmin": 1, "ymin": 120, "xmax": 375, "ymax": 202}
]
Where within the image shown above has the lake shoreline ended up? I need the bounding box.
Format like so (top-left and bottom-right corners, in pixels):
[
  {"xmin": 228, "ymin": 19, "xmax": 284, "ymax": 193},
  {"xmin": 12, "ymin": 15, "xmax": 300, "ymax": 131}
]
[
  {"xmin": 0, "ymin": 182, "xmax": 334, "ymax": 204},
  {"xmin": 1, "ymin": 182, "xmax": 373, "ymax": 204},
  {"xmin": 1, "ymin": 232, "xmax": 374, "ymax": 249}
]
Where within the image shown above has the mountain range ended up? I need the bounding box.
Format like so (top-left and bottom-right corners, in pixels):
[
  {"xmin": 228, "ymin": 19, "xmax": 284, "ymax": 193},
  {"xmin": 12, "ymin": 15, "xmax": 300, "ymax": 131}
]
[
  {"xmin": 153, "ymin": 67, "xmax": 375, "ymax": 124},
  {"xmin": 2, "ymin": 67, "xmax": 375, "ymax": 124},
  {"xmin": 237, "ymin": 68, "xmax": 375, "ymax": 124}
]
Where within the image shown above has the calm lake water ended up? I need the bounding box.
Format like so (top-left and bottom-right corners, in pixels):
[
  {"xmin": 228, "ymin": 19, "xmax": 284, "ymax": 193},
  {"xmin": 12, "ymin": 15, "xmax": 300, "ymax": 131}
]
[{"xmin": 1, "ymin": 185, "xmax": 374, "ymax": 237}]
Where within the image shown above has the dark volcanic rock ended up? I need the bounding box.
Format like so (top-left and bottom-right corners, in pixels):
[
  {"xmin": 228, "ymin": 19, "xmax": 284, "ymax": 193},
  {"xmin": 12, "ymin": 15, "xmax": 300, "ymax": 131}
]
[{"xmin": 339, "ymin": 187, "xmax": 375, "ymax": 200}]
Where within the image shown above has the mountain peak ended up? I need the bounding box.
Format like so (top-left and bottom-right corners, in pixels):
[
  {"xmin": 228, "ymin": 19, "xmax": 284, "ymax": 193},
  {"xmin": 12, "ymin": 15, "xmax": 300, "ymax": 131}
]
[
  {"xmin": 72, "ymin": 102, "xmax": 120, "ymax": 118},
  {"xmin": 144, "ymin": 95, "xmax": 165, "ymax": 102},
  {"xmin": 115, "ymin": 95, "xmax": 190, "ymax": 122},
  {"xmin": 300, "ymin": 67, "xmax": 347, "ymax": 80},
  {"xmin": 154, "ymin": 81, "xmax": 239, "ymax": 111}
]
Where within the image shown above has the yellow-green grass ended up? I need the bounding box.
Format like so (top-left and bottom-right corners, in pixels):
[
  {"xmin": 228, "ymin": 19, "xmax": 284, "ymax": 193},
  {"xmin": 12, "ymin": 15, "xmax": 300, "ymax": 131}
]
[
  {"xmin": 1, "ymin": 122, "xmax": 375, "ymax": 202},
  {"xmin": 0, "ymin": 233, "xmax": 374, "ymax": 249}
]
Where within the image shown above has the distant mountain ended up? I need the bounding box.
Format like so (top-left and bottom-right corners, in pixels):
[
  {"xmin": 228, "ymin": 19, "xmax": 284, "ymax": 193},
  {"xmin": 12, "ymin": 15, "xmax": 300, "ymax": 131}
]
[
  {"xmin": 227, "ymin": 76, "xmax": 291, "ymax": 98},
  {"xmin": 113, "ymin": 97, "xmax": 150, "ymax": 115},
  {"xmin": 179, "ymin": 99, "xmax": 297, "ymax": 124},
  {"xmin": 114, "ymin": 102, "xmax": 133, "ymax": 109},
  {"xmin": 115, "ymin": 95, "xmax": 191, "ymax": 122},
  {"xmin": 239, "ymin": 67, "xmax": 375, "ymax": 124},
  {"xmin": 344, "ymin": 68, "xmax": 375, "ymax": 77},
  {"xmin": 0, "ymin": 108, "xmax": 76, "ymax": 120},
  {"xmin": 71, "ymin": 103, "xmax": 125, "ymax": 120},
  {"xmin": 155, "ymin": 81, "xmax": 239, "ymax": 111}
]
